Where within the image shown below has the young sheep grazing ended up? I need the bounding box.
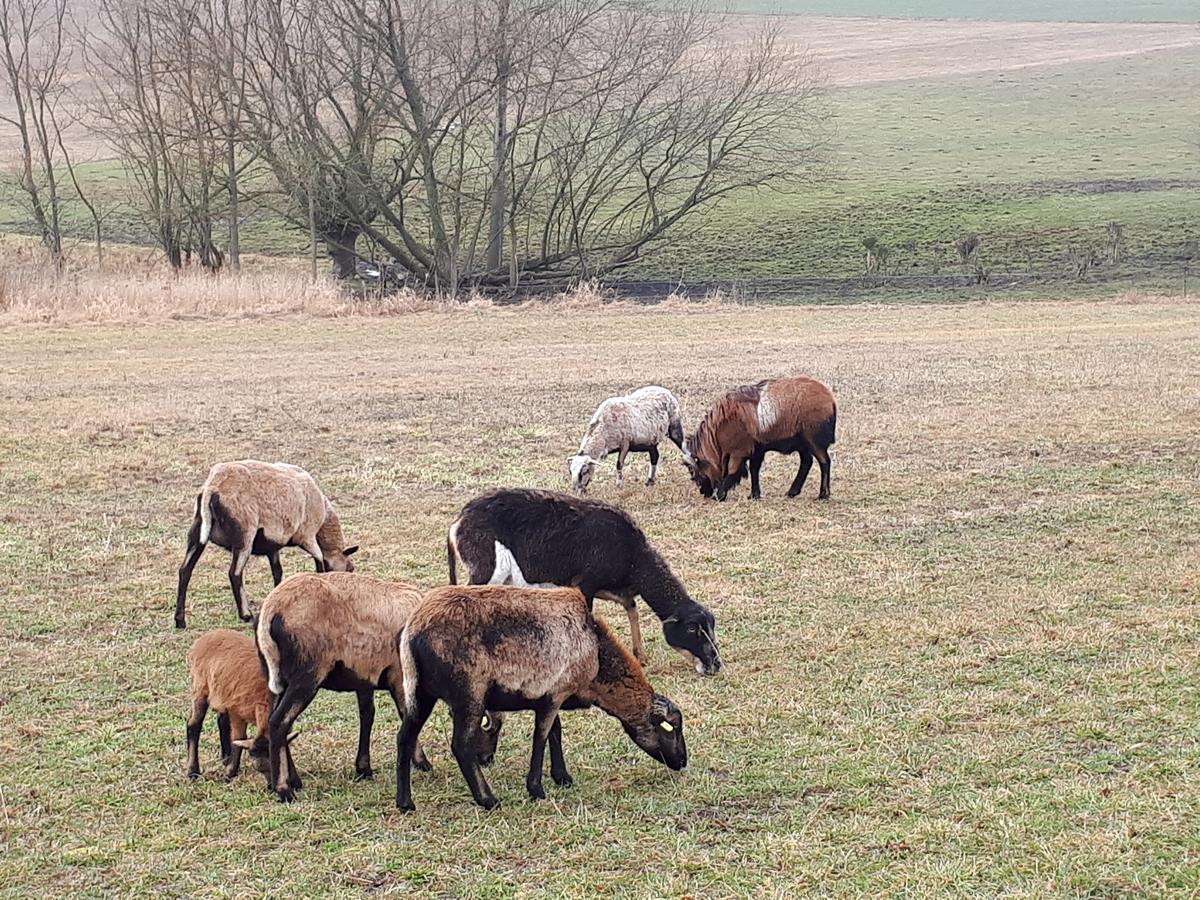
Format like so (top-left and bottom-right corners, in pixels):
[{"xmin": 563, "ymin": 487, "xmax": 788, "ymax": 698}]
[
  {"xmin": 396, "ymin": 585, "xmax": 687, "ymax": 812},
  {"xmin": 254, "ymin": 572, "xmax": 502, "ymax": 802},
  {"xmin": 683, "ymin": 376, "xmax": 836, "ymax": 502},
  {"xmin": 175, "ymin": 460, "xmax": 359, "ymax": 629},
  {"xmin": 568, "ymin": 386, "xmax": 684, "ymax": 492},
  {"xmin": 448, "ymin": 488, "xmax": 721, "ymax": 675},
  {"xmin": 185, "ymin": 629, "xmax": 298, "ymax": 786}
]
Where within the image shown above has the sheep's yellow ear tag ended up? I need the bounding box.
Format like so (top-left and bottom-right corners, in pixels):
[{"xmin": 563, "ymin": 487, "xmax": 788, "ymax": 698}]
[
  {"xmin": 481, "ymin": 714, "xmax": 491, "ymax": 729},
  {"xmin": 659, "ymin": 721, "xmax": 674, "ymax": 733}
]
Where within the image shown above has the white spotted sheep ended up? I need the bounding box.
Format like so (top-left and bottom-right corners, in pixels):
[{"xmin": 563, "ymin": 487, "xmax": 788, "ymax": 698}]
[
  {"xmin": 568, "ymin": 385, "xmax": 684, "ymax": 491},
  {"xmin": 254, "ymin": 572, "xmax": 502, "ymax": 802},
  {"xmin": 684, "ymin": 376, "xmax": 836, "ymax": 501},
  {"xmin": 175, "ymin": 460, "xmax": 359, "ymax": 628},
  {"xmin": 448, "ymin": 487, "xmax": 721, "ymax": 674},
  {"xmin": 185, "ymin": 628, "xmax": 298, "ymax": 787},
  {"xmin": 396, "ymin": 585, "xmax": 687, "ymax": 812}
]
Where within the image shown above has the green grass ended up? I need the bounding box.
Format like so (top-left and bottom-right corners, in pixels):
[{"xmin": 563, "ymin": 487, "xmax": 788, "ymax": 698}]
[{"xmin": 1, "ymin": 299, "xmax": 1199, "ymax": 895}]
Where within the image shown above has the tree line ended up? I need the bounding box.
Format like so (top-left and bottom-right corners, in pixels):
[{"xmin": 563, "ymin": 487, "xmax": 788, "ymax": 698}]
[{"xmin": 1, "ymin": 0, "xmax": 828, "ymax": 289}]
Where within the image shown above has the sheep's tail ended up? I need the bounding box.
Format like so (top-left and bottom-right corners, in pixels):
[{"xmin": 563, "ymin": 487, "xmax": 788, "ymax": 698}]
[
  {"xmin": 198, "ymin": 490, "xmax": 216, "ymax": 545},
  {"xmin": 816, "ymin": 403, "xmax": 837, "ymax": 449},
  {"xmin": 399, "ymin": 627, "xmax": 419, "ymax": 715},
  {"xmin": 446, "ymin": 520, "xmax": 459, "ymax": 585},
  {"xmin": 257, "ymin": 612, "xmax": 286, "ymax": 695}
]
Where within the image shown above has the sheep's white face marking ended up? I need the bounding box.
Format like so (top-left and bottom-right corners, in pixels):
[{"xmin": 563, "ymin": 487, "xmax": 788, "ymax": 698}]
[
  {"xmin": 490, "ymin": 541, "xmax": 531, "ymax": 587},
  {"xmin": 757, "ymin": 390, "xmax": 779, "ymax": 432},
  {"xmin": 568, "ymin": 455, "xmax": 596, "ymax": 491}
]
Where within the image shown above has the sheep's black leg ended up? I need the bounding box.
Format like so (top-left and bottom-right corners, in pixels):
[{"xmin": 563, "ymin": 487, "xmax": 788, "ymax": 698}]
[
  {"xmin": 787, "ymin": 450, "xmax": 814, "ymax": 498},
  {"xmin": 646, "ymin": 445, "xmax": 660, "ymax": 486},
  {"xmin": 186, "ymin": 696, "xmax": 208, "ymax": 780},
  {"xmin": 268, "ymin": 551, "xmax": 284, "ymax": 586},
  {"xmin": 526, "ymin": 701, "xmax": 562, "ymax": 801},
  {"xmin": 225, "ymin": 719, "xmax": 247, "ymax": 780},
  {"xmin": 748, "ymin": 450, "xmax": 766, "ymax": 500},
  {"xmin": 354, "ymin": 689, "xmax": 376, "ymax": 780},
  {"xmin": 395, "ymin": 691, "xmax": 436, "ymax": 812},
  {"xmin": 228, "ymin": 548, "xmax": 252, "ymax": 622},
  {"xmin": 175, "ymin": 518, "xmax": 206, "ymax": 629},
  {"xmin": 217, "ymin": 713, "xmax": 232, "ymax": 764},
  {"xmin": 814, "ymin": 446, "xmax": 832, "ymax": 499},
  {"xmin": 451, "ymin": 703, "xmax": 499, "ymax": 810},
  {"xmin": 616, "ymin": 442, "xmax": 629, "ymax": 485},
  {"xmin": 267, "ymin": 682, "xmax": 316, "ymax": 801},
  {"xmin": 385, "ymin": 674, "xmax": 431, "ymax": 771},
  {"xmin": 548, "ymin": 715, "xmax": 573, "ymax": 788}
]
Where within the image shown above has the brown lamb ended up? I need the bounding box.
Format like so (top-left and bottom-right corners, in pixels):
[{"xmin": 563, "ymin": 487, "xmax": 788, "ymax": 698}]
[{"xmin": 185, "ymin": 629, "xmax": 297, "ymax": 786}]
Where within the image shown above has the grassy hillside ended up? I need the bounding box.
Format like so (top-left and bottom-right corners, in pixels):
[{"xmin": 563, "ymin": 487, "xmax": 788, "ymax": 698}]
[
  {"xmin": 712, "ymin": 1, "xmax": 1200, "ymax": 22},
  {"xmin": 2, "ymin": 40, "xmax": 1197, "ymax": 297},
  {"xmin": 640, "ymin": 48, "xmax": 1200, "ymax": 290}
]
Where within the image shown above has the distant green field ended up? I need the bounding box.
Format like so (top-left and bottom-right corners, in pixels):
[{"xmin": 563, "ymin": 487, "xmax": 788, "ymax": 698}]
[
  {"xmin": 713, "ymin": 1, "xmax": 1199, "ymax": 22},
  {"xmin": 640, "ymin": 47, "xmax": 1200, "ymax": 290}
]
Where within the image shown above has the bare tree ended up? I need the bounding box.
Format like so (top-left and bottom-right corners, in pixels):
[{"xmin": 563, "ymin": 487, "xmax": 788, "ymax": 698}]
[
  {"xmin": 236, "ymin": 0, "xmax": 828, "ymax": 288},
  {"xmin": 0, "ymin": 0, "xmax": 72, "ymax": 266}
]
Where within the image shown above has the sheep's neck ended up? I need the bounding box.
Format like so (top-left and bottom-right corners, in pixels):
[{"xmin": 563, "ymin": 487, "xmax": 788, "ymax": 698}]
[{"xmin": 632, "ymin": 550, "xmax": 692, "ymax": 619}]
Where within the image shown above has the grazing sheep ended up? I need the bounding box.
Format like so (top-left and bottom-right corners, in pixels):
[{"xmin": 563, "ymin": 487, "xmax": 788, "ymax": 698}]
[
  {"xmin": 683, "ymin": 376, "xmax": 836, "ymax": 501},
  {"xmin": 447, "ymin": 488, "xmax": 721, "ymax": 675},
  {"xmin": 568, "ymin": 386, "xmax": 684, "ymax": 491},
  {"xmin": 254, "ymin": 572, "xmax": 502, "ymax": 802},
  {"xmin": 175, "ymin": 460, "xmax": 359, "ymax": 629},
  {"xmin": 396, "ymin": 585, "xmax": 687, "ymax": 812},
  {"xmin": 185, "ymin": 629, "xmax": 298, "ymax": 787}
]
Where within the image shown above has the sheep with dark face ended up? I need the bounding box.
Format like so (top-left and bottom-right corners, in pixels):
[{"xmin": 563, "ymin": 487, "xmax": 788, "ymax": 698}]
[
  {"xmin": 684, "ymin": 376, "xmax": 836, "ymax": 502},
  {"xmin": 568, "ymin": 386, "xmax": 685, "ymax": 491},
  {"xmin": 396, "ymin": 585, "xmax": 687, "ymax": 812},
  {"xmin": 447, "ymin": 488, "xmax": 721, "ymax": 675},
  {"xmin": 185, "ymin": 629, "xmax": 298, "ymax": 787},
  {"xmin": 255, "ymin": 572, "xmax": 502, "ymax": 802},
  {"xmin": 175, "ymin": 460, "xmax": 359, "ymax": 628}
]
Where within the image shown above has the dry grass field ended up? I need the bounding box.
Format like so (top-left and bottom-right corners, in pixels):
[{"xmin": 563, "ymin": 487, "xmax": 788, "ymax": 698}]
[{"xmin": 1, "ymin": 293, "xmax": 1198, "ymax": 895}]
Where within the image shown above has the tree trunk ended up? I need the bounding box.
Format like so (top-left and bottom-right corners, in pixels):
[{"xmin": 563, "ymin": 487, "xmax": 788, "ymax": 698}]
[
  {"xmin": 485, "ymin": 0, "xmax": 510, "ymax": 273},
  {"xmin": 322, "ymin": 221, "xmax": 361, "ymax": 279}
]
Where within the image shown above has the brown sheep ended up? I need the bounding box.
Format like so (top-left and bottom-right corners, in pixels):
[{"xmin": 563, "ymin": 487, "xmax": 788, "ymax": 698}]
[
  {"xmin": 683, "ymin": 376, "xmax": 836, "ymax": 501},
  {"xmin": 396, "ymin": 585, "xmax": 688, "ymax": 812},
  {"xmin": 254, "ymin": 572, "xmax": 502, "ymax": 802},
  {"xmin": 175, "ymin": 460, "xmax": 359, "ymax": 629},
  {"xmin": 185, "ymin": 629, "xmax": 298, "ymax": 787}
]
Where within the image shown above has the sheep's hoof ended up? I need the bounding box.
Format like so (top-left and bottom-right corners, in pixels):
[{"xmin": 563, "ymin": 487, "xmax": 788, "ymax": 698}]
[
  {"xmin": 414, "ymin": 757, "xmax": 432, "ymax": 773},
  {"xmin": 786, "ymin": 488, "xmax": 801, "ymax": 498},
  {"xmin": 239, "ymin": 613, "xmax": 254, "ymax": 623},
  {"xmin": 634, "ymin": 651, "xmax": 651, "ymax": 667},
  {"xmin": 355, "ymin": 767, "xmax": 374, "ymax": 782},
  {"xmin": 175, "ymin": 619, "xmax": 186, "ymax": 629},
  {"xmin": 818, "ymin": 492, "xmax": 831, "ymax": 501},
  {"xmin": 526, "ymin": 780, "xmax": 546, "ymax": 801},
  {"xmin": 750, "ymin": 492, "xmax": 762, "ymax": 501},
  {"xmin": 276, "ymin": 788, "xmax": 296, "ymax": 803},
  {"xmin": 397, "ymin": 800, "xmax": 417, "ymax": 814},
  {"xmin": 645, "ymin": 477, "xmax": 656, "ymax": 486},
  {"xmin": 477, "ymin": 795, "xmax": 501, "ymax": 811},
  {"xmin": 186, "ymin": 770, "xmax": 200, "ymax": 782},
  {"xmin": 552, "ymin": 771, "xmax": 574, "ymax": 788}
]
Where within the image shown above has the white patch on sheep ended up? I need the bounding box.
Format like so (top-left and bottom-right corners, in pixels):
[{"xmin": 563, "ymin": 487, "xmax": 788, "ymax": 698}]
[
  {"xmin": 757, "ymin": 388, "xmax": 779, "ymax": 432},
  {"xmin": 489, "ymin": 541, "xmax": 531, "ymax": 586}
]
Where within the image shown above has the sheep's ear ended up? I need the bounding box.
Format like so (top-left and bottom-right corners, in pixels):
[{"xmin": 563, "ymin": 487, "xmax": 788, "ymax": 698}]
[
  {"xmin": 231, "ymin": 738, "xmax": 256, "ymax": 750},
  {"xmin": 343, "ymin": 546, "xmax": 359, "ymax": 556}
]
